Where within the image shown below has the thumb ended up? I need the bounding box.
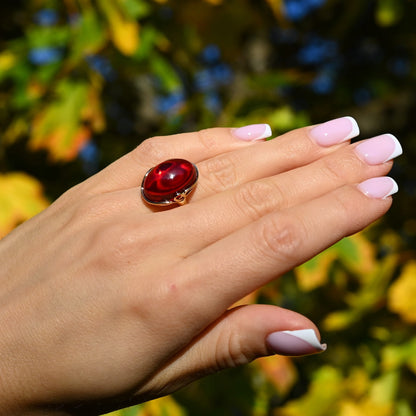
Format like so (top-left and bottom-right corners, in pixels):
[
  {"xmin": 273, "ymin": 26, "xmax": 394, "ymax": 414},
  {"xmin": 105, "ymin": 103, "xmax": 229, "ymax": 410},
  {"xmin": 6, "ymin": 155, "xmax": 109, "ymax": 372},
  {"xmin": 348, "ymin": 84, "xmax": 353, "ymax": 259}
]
[{"xmin": 142, "ymin": 304, "xmax": 326, "ymax": 397}]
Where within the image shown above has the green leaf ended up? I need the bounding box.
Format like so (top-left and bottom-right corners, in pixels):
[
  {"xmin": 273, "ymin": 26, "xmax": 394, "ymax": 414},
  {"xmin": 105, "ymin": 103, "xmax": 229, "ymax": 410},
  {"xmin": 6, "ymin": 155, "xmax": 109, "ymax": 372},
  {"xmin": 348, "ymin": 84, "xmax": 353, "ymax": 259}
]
[
  {"xmin": 29, "ymin": 80, "xmax": 93, "ymax": 160},
  {"xmin": 69, "ymin": 10, "xmax": 107, "ymax": 60},
  {"xmin": 150, "ymin": 53, "xmax": 181, "ymax": 92},
  {"xmin": 376, "ymin": 0, "xmax": 403, "ymax": 26},
  {"xmin": 120, "ymin": 0, "xmax": 152, "ymax": 19}
]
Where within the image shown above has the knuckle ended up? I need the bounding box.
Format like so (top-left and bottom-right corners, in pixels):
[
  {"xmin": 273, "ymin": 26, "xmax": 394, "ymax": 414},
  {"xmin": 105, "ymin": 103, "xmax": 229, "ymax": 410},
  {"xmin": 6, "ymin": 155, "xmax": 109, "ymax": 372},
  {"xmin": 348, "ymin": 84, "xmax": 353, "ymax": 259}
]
[
  {"xmin": 94, "ymin": 222, "xmax": 142, "ymax": 268},
  {"xmin": 134, "ymin": 136, "xmax": 169, "ymax": 165},
  {"xmin": 224, "ymin": 335, "xmax": 253, "ymax": 368},
  {"xmin": 322, "ymin": 152, "xmax": 361, "ymax": 184},
  {"xmin": 256, "ymin": 214, "xmax": 305, "ymax": 264},
  {"xmin": 236, "ymin": 181, "xmax": 283, "ymax": 221},
  {"xmin": 202, "ymin": 156, "xmax": 239, "ymax": 192},
  {"xmin": 214, "ymin": 326, "xmax": 257, "ymax": 370},
  {"xmin": 196, "ymin": 129, "xmax": 220, "ymax": 151}
]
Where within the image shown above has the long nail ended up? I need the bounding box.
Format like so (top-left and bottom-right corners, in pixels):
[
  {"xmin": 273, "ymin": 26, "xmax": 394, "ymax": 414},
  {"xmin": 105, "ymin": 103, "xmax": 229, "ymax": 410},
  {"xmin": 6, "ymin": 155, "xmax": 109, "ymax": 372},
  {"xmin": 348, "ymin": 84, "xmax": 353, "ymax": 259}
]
[
  {"xmin": 357, "ymin": 177, "xmax": 398, "ymax": 199},
  {"xmin": 355, "ymin": 134, "xmax": 402, "ymax": 165},
  {"xmin": 266, "ymin": 329, "xmax": 327, "ymax": 356},
  {"xmin": 310, "ymin": 116, "xmax": 360, "ymax": 147},
  {"xmin": 232, "ymin": 124, "xmax": 272, "ymax": 141}
]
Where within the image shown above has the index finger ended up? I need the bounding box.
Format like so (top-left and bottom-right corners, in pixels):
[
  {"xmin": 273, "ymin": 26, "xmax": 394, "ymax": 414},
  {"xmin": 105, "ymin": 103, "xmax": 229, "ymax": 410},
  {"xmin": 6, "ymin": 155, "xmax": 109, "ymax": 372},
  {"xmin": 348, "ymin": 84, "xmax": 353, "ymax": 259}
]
[
  {"xmin": 79, "ymin": 117, "xmax": 359, "ymax": 195},
  {"xmin": 79, "ymin": 125, "xmax": 272, "ymax": 194}
]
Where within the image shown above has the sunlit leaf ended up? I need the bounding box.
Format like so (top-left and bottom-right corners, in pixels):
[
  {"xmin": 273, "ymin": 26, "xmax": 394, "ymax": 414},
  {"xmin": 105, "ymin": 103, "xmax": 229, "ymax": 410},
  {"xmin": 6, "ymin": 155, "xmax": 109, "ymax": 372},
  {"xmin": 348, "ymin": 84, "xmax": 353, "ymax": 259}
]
[
  {"xmin": 334, "ymin": 233, "xmax": 376, "ymax": 278},
  {"xmin": 97, "ymin": 0, "xmax": 140, "ymax": 55},
  {"xmin": 370, "ymin": 371, "xmax": 399, "ymax": 404},
  {"xmin": 0, "ymin": 172, "xmax": 49, "ymax": 237},
  {"xmin": 106, "ymin": 405, "xmax": 144, "ymax": 415},
  {"xmin": 376, "ymin": 0, "xmax": 403, "ymax": 27},
  {"xmin": 69, "ymin": 9, "xmax": 107, "ymax": 60},
  {"xmin": 30, "ymin": 80, "xmax": 104, "ymax": 161},
  {"xmin": 339, "ymin": 399, "xmax": 393, "ymax": 416},
  {"xmin": 120, "ymin": 0, "xmax": 151, "ymax": 19},
  {"xmin": 387, "ymin": 261, "xmax": 416, "ymax": 323},
  {"xmin": 3, "ymin": 117, "xmax": 29, "ymax": 145},
  {"xmin": 204, "ymin": 0, "xmax": 223, "ymax": 5},
  {"xmin": 138, "ymin": 396, "xmax": 187, "ymax": 416},
  {"xmin": 265, "ymin": 0, "xmax": 285, "ymax": 23},
  {"xmin": 295, "ymin": 248, "xmax": 337, "ymax": 291},
  {"xmin": 382, "ymin": 337, "xmax": 416, "ymax": 374},
  {"xmin": 275, "ymin": 366, "xmax": 343, "ymax": 416},
  {"xmin": 150, "ymin": 53, "xmax": 181, "ymax": 92},
  {"xmin": 257, "ymin": 356, "xmax": 297, "ymax": 396},
  {"xmin": 0, "ymin": 51, "xmax": 17, "ymax": 81},
  {"xmin": 323, "ymin": 309, "xmax": 360, "ymax": 331},
  {"xmin": 268, "ymin": 106, "xmax": 309, "ymax": 133},
  {"xmin": 344, "ymin": 368, "xmax": 370, "ymax": 398}
]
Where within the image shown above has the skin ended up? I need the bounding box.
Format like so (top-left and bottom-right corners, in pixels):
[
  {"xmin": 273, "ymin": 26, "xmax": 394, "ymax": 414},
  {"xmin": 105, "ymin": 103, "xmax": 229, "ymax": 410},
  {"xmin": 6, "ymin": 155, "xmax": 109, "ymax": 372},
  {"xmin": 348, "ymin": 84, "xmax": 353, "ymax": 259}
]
[{"xmin": 0, "ymin": 125, "xmax": 393, "ymax": 415}]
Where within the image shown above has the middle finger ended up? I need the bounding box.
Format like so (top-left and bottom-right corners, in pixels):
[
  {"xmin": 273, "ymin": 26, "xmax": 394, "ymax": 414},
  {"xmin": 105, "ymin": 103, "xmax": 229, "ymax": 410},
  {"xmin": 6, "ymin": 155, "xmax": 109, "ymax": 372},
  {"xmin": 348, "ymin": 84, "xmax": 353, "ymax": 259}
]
[{"xmin": 168, "ymin": 133, "xmax": 401, "ymax": 256}]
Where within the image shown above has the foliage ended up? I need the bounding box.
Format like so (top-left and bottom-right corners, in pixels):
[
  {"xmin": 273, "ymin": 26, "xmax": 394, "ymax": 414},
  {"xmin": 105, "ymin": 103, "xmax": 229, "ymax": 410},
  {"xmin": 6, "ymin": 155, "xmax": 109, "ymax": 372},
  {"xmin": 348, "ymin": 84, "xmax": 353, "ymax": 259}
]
[{"xmin": 1, "ymin": 0, "xmax": 416, "ymax": 415}]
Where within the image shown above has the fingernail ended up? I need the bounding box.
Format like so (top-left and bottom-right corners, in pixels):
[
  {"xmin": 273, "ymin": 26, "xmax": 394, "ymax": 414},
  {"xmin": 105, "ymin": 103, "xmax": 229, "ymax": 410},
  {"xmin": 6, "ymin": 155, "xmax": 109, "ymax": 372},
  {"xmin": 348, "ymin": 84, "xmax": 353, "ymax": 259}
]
[
  {"xmin": 357, "ymin": 177, "xmax": 398, "ymax": 199},
  {"xmin": 355, "ymin": 134, "xmax": 402, "ymax": 165},
  {"xmin": 310, "ymin": 116, "xmax": 360, "ymax": 147},
  {"xmin": 232, "ymin": 124, "xmax": 272, "ymax": 141},
  {"xmin": 266, "ymin": 329, "xmax": 327, "ymax": 357}
]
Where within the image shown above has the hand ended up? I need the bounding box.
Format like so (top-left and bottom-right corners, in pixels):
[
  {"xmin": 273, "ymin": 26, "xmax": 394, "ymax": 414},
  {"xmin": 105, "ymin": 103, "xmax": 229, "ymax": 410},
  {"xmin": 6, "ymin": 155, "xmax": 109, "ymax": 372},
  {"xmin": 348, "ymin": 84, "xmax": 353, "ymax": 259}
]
[{"xmin": 0, "ymin": 118, "xmax": 400, "ymax": 415}]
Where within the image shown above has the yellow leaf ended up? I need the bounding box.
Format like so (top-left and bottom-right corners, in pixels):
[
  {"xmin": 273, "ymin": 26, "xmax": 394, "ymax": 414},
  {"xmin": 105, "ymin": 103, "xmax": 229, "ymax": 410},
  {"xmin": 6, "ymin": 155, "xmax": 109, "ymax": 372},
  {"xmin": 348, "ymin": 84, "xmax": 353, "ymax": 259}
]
[
  {"xmin": 275, "ymin": 366, "xmax": 343, "ymax": 416},
  {"xmin": 257, "ymin": 355, "xmax": 297, "ymax": 396},
  {"xmin": 323, "ymin": 310, "xmax": 359, "ymax": 331},
  {"xmin": 344, "ymin": 368, "xmax": 370, "ymax": 398},
  {"xmin": 0, "ymin": 173, "xmax": 49, "ymax": 238},
  {"xmin": 387, "ymin": 261, "xmax": 416, "ymax": 323},
  {"xmin": 339, "ymin": 399, "xmax": 393, "ymax": 416},
  {"xmin": 139, "ymin": 396, "xmax": 187, "ymax": 416},
  {"xmin": 3, "ymin": 118, "xmax": 29, "ymax": 145},
  {"xmin": 31, "ymin": 115, "xmax": 91, "ymax": 161},
  {"xmin": 204, "ymin": 0, "xmax": 223, "ymax": 5},
  {"xmin": 0, "ymin": 51, "xmax": 16, "ymax": 71},
  {"xmin": 98, "ymin": 0, "xmax": 140, "ymax": 55},
  {"xmin": 334, "ymin": 233, "xmax": 376, "ymax": 279},
  {"xmin": 295, "ymin": 248, "xmax": 337, "ymax": 291},
  {"xmin": 265, "ymin": 0, "xmax": 285, "ymax": 23},
  {"xmin": 376, "ymin": 0, "xmax": 403, "ymax": 27}
]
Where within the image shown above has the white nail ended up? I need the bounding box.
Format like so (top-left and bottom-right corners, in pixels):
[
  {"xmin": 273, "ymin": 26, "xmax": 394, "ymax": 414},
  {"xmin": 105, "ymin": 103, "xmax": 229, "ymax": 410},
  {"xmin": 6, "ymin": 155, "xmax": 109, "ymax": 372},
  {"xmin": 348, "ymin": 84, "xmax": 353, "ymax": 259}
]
[
  {"xmin": 344, "ymin": 116, "xmax": 360, "ymax": 140},
  {"xmin": 384, "ymin": 134, "xmax": 403, "ymax": 162},
  {"xmin": 281, "ymin": 329, "xmax": 327, "ymax": 351}
]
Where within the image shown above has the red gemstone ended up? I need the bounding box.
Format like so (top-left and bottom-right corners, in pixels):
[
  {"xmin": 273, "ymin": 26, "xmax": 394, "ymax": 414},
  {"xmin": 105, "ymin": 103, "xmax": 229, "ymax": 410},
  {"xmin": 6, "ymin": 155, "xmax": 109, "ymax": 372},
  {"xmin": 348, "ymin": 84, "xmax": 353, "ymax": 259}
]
[{"xmin": 141, "ymin": 159, "xmax": 198, "ymax": 205}]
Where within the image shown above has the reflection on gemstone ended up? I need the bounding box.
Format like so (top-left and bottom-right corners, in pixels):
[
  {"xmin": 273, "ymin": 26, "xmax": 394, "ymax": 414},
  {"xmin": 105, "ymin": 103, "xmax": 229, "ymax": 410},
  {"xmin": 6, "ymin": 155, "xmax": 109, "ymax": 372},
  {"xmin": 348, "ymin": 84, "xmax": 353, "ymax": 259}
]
[{"xmin": 141, "ymin": 159, "xmax": 198, "ymax": 205}]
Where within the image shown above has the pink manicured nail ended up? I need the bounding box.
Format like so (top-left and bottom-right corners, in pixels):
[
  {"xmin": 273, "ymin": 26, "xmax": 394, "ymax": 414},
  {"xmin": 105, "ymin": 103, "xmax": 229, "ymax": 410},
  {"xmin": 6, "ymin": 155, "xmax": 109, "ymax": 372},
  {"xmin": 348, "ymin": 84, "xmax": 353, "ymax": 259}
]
[
  {"xmin": 310, "ymin": 116, "xmax": 360, "ymax": 146},
  {"xmin": 232, "ymin": 124, "xmax": 272, "ymax": 141},
  {"xmin": 355, "ymin": 134, "xmax": 402, "ymax": 165},
  {"xmin": 266, "ymin": 329, "xmax": 327, "ymax": 357},
  {"xmin": 357, "ymin": 177, "xmax": 398, "ymax": 199}
]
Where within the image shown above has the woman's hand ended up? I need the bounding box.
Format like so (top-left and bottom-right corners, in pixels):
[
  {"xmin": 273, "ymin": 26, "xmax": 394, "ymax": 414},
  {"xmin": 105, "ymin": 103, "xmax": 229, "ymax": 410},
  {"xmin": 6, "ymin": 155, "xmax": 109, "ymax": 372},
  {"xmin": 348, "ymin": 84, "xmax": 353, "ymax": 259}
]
[{"xmin": 0, "ymin": 118, "xmax": 401, "ymax": 415}]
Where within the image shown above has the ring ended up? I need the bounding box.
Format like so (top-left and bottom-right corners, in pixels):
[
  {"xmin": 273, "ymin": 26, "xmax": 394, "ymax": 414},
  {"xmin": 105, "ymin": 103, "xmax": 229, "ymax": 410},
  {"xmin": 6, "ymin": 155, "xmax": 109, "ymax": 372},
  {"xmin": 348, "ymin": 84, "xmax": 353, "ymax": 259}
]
[{"xmin": 141, "ymin": 158, "xmax": 199, "ymax": 206}]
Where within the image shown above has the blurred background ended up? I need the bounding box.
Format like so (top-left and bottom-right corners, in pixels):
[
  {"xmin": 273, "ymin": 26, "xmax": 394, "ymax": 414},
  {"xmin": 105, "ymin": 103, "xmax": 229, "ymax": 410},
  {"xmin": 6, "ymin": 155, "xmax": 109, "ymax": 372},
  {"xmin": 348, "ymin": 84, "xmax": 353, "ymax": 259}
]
[{"xmin": 1, "ymin": 0, "xmax": 416, "ymax": 415}]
